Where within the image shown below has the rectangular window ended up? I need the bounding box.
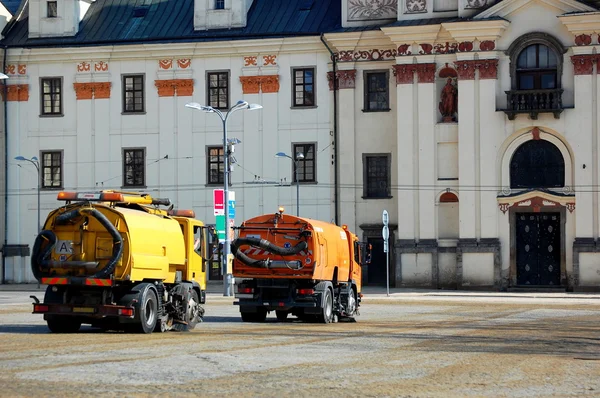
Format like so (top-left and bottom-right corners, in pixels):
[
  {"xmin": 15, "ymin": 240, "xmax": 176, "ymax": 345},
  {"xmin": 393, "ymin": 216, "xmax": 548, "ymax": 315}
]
[
  {"xmin": 41, "ymin": 78, "xmax": 62, "ymax": 116},
  {"xmin": 207, "ymin": 72, "xmax": 229, "ymax": 110},
  {"xmin": 207, "ymin": 146, "xmax": 224, "ymax": 185},
  {"xmin": 293, "ymin": 68, "xmax": 315, "ymax": 107},
  {"xmin": 41, "ymin": 151, "xmax": 62, "ymax": 189},
  {"xmin": 47, "ymin": 1, "xmax": 57, "ymax": 17},
  {"xmin": 292, "ymin": 143, "xmax": 316, "ymax": 183},
  {"xmin": 123, "ymin": 148, "xmax": 145, "ymax": 187},
  {"xmin": 122, "ymin": 75, "xmax": 145, "ymax": 113},
  {"xmin": 364, "ymin": 71, "xmax": 389, "ymax": 111},
  {"xmin": 363, "ymin": 154, "xmax": 391, "ymax": 198},
  {"xmin": 215, "ymin": 0, "xmax": 225, "ymax": 9}
]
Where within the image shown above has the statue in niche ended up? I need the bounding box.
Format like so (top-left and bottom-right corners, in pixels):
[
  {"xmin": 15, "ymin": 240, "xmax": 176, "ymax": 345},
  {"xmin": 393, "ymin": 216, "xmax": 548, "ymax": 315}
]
[{"xmin": 439, "ymin": 78, "xmax": 458, "ymax": 122}]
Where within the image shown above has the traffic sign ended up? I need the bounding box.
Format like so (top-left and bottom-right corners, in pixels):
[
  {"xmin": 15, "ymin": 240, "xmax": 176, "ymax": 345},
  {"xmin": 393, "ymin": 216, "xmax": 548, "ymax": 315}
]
[
  {"xmin": 213, "ymin": 189, "xmax": 224, "ymax": 216},
  {"xmin": 382, "ymin": 210, "xmax": 389, "ymax": 226},
  {"xmin": 382, "ymin": 225, "xmax": 389, "ymax": 241}
]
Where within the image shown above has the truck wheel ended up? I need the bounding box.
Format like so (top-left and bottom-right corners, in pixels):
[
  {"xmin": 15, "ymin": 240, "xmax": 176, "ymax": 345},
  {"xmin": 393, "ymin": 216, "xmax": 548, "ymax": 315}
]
[
  {"xmin": 47, "ymin": 317, "xmax": 81, "ymax": 333},
  {"xmin": 275, "ymin": 310, "xmax": 288, "ymax": 322},
  {"xmin": 137, "ymin": 286, "xmax": 158, "ymax": 334},
  {"xmin": 185, "ymin": 290, "xmax": 202, "ymax": 330},
  {"xmin": 318, "ymin": 288, "xmax": 333, "ymax": 324},
  {"xmin": 240, "ymin": 308, "xmax": 267, "ymax": 322}
]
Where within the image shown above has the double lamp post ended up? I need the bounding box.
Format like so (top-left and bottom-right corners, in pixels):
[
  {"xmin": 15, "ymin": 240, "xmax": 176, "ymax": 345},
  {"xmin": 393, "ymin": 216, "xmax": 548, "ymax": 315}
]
[{"xmin": 185, "ymin": 100, "xmax": 262, "ymax": 297}]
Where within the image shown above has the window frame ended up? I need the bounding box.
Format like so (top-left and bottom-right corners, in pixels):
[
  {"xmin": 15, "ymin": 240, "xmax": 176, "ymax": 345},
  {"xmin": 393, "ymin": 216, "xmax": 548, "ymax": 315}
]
[
  {"xmin": 363, "ymin": 153, "xmax": 392, "ymax": 199},
  {"xmin": 122, "ymin": 74, "xmax": 145, "ymax": 114},
  {"xmin": 206, "ymin": 145, "xmax": 225, "ymax": 186},
  {"xmin": 291, "ymin": 67, "xmax": 316, "ymax": 108},
  {"xmin": 122, "ymin": 147, "xmax": 146, "ymax": 188},
  {"xmin": 215, "ymin": 0, "xmax": 225, "ymax": 9},
  {"xmin": 47, "ymin": 0, "xmax": 58, "ymax": 17},
  {"xmin": 40, "ymin": 150, "xmax": 63, "ymax": 190},
  {"xmin": 363, "ymin": 70, "xmax": 390, "ymax": 112},
  {"xmin": 507, "ymin": 32, "xmax": 565, "ymax": 91},
  {"xmin": 292, "ymin": 143, "xmax": 317, "ymax": 183},
  {"xmin": 40, "ymin": 77, "xmax": 63, "ymax": 117},
  {"xmin": 206, "ymin": 71, "xmax": 230, "ymax": 110}
]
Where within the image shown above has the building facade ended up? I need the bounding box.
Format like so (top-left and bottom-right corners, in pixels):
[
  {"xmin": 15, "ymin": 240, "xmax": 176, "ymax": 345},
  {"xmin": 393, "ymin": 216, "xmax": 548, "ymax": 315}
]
[{"xmin": 324, "ymin": 0, "xmax": 600, "ymax": 290}]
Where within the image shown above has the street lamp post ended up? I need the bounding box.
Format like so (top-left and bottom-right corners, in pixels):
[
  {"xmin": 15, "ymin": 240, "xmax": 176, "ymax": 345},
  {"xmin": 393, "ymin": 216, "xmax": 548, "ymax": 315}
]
[
  {"xmin": 15, "ymin": 156, "xmax": 41, "ymax": 233},
  {"xmin": 185, "ymin": 100, "xmax": 262, "ymax": 297},
  {"xmin": 275, "ymin": 152, "xmax": 305, "ymax": 217}
]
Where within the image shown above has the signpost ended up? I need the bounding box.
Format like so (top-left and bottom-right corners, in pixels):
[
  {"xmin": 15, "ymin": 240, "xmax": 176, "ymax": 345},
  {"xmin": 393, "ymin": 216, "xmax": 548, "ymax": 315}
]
[
  {"xmin": 214, "ymin": 189, "xmax": 236, "ymax": 280},
  {"xmin": 382, "ymin": 210, "xmax": 390, "ymax": 297}
]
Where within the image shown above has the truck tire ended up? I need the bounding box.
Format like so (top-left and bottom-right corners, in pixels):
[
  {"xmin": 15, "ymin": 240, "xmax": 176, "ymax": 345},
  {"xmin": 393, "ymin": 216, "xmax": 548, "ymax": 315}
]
[
  {"xmin": 317, "ymin": 288, "xmax": 334, "ymax": 324},
  {"xmin": 275, "ymin": 310, "xmax": 288, "ymax": 322},
  {"xmin": 240, "ymin": 308, "xmax": 267, "ymax": 322},
  {"xmin": 47, "ymin": 317, "xmax": 82, "ymax": 333},
  {"xmin": 185, "ymin": 290, "xmax": 202, "ymax": 330},
  {"xmin": 136, "ymin": 286, "xmax": 158, "ymax": 334}
]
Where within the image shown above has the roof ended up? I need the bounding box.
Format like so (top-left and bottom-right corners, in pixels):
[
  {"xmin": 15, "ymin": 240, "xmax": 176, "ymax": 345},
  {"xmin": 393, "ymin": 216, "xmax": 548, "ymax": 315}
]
[
  {"xmin": 1, "ymin": 0, "xmax": 342, "ymax": 47},
  {"xmin": 0, "ymin": 0, "xmax": 21, "ymax": 14}
]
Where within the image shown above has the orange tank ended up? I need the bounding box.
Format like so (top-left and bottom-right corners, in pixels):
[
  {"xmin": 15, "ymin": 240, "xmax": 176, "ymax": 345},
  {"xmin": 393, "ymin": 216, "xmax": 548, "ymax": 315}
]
[{"xmin": 232, "ymin": 209, "xmax": 371, "ymax": 324}]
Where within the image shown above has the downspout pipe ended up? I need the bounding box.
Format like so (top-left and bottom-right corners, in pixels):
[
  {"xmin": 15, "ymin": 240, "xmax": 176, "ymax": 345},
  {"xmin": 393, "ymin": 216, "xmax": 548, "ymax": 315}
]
[
  {"xmin": 2, "ymin": 44, "xmax": 7, "ymax": 284},
  {"xmin": 320, "ymin": 34, "xmax": 339, "ymax": 225}
]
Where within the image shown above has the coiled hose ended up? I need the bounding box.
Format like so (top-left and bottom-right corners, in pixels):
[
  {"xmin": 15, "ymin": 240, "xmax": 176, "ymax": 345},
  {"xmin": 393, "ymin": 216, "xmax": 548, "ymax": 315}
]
[
  {"xmin": 31, "ymin": 208, "xmax": 124, "ymax": 279},
  {"xmin": 231, "ymin": 237, "xmax": 308, "ymax": 268}
]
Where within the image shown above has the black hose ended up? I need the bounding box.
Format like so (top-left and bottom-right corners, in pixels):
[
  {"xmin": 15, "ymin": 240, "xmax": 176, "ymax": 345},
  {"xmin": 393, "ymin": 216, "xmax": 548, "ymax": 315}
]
[
  {"xmin": 231, "ymin": 237, "xmax": 308, "ymax": 268},
  {"xmin": 30, "ymin": 208, "xmax": 124, "ymax": 279},
  {"xmin": 30, "ymin": 230, "xmax": 58, "ymax": 280},
  {"xmin": 79, "ymin": 208, "xmax": 123, "ymax": 279}
]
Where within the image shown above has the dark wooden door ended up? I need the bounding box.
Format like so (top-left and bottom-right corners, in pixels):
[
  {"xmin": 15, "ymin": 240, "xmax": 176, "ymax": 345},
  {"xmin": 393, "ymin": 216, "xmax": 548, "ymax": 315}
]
[
  {"xmin": 367, "ymin": 238, "xmax": 387, "ymax": 285},
  {"xmin": 516, "ymin": 212, "xmax": 560, "ymax": 285}
]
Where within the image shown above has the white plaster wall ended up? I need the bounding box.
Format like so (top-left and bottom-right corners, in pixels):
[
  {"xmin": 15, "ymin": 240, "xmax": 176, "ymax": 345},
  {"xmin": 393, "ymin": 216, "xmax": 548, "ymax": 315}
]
[
  {"xmin": 401, "ymin": 252, "xmax": 432, "ymax": 285},
  {"xmin": 437, "ymin": 251, "xmax": 457, "ymax": 286},
  {"xmin": 462, "ymin": 252, "xmax": 494, "ymax": 286},
  {"xmin": 4, "ymin": 42, "xmax": 334, "ymax": 283},
  {"xmin": 579, "ymin": 253, "xmax": 600, "ymax": 285},
  {"xmin": 354, "ymin": 63, "xmax": 398, "ymax": 232}
]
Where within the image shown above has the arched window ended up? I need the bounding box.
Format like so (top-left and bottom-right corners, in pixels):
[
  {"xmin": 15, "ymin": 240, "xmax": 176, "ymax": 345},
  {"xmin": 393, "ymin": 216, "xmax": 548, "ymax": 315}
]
[
  {"xmin": 516, "ymin": 44, "xmax": 557, "ymax": 89},
  {"xmin": 507, "ymin": 32, "xmax": 565, "ymax": 91},
  {"xmin": 510, "ymin": 140, "xmax": 565, "ymax": 189}
]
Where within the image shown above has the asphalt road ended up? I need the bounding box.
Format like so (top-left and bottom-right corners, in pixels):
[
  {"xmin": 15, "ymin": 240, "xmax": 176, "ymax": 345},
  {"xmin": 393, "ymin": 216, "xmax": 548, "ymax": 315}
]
[{"xmin": 1, "ymin": 287, "xmax": 600, "ymax": 397}]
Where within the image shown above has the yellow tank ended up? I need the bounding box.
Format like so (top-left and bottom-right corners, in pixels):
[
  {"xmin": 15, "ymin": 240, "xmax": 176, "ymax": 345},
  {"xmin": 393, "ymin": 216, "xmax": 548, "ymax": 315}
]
[{"xmin": 30, "ymin": 191, "xmax": 214, "ymax": 334}]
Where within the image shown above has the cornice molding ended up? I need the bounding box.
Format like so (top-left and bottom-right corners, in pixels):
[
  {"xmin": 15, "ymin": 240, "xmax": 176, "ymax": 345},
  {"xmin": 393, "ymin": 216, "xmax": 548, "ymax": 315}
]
[{"xmin": 476, "ymin": 0, "xmax": 595, "ymax": 19}]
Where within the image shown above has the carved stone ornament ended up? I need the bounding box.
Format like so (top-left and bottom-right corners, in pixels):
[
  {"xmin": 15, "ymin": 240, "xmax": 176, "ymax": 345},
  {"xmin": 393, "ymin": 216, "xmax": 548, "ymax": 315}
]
[
  {"xmin": 327, "ymin": 70, "xmax": 357, "ymax": 90},
  {"xmin": 571, "ymin": 54, "xmax": 597, "ymax": 75},
  {"xmin": 498, "ymin": 195, "xmax": 576, "ymax": 214},
  {"xmin": 0, "ymin": 84, "xmax": 29, "ymax": 101},
  {"xmin": 392, "ymin": 64, "xmax": 415, "ymax": 84},
  {"xmin": 574, "ymin": 34, "xmax": 592, "ymax": 46},
  {"xmin": 177, "ymin": 59, "xmax": 191, "ymax": 69},
  {"xmin": 465, "ymin": 0, "xmax": 487, "ymax": 8},
  {"xmin": 531, "ymin": 127, "xmax": 541, "ymax": 140},
  {"xmin": 77, "ymin": 62, "xmax": 91, "ymax": 73},
  {"xmin": 263, "ymin": 55, "xmax": 277, "ymax": 66},
  {"xmin": 18, "ymin": 64, "xmax": 27, "ymax": 75},
  {"xmin": 454, "ymin": 59, "xmax": 498, "ymax": 80},
  {"xmin": 479, "ymin": 40, "xmax": 495, "ymax": 51},
  {"xmin": 154, "ymin": 79, "xmax": 194, "ymax": 97},
  {"xmin": 347, "ymin": 0, "xmax": 398, "ymax": 21},
  {"xmin": 155, "ymin": 80, "xmax": 176, "ymax": 97},
  {"xmin": 406, "ymin": 0, "xmax": 426, "ymax": 13},
  {"xmin": 416, "ymin": 63, "xmax": 436, "ymax": 83},
  {"xmin": 94, "ymin": 61, "xmax": 108, "ymax": 72},
  {"xmin": 336, "ymin": 48, "xmax": 397, "ymax": 62},
  {"xmin": 260, "ymin": 75, "xmax": 280, "ymax": 93},
  {"xmin": 458, "ymin": 42, "xmax": 474, "ymax": 52},
  {"xmin": 174, "ymin": 79, "xmax": 194, "ymax": 96},
  {"xmin": 159, "ymin": 59, "xmax": 173, "ymax": 70},
  {"xmin": 73, "ymin": 82, "xmax": 112, "ymax": 100},
  {"xmin": 419, "ymin": 43, "xmax": 433, "ymax": 55},
  {"xmin": 244, "ymin": 56, "xmax": 257, "ymax": 67},
  {"xmin": 4, "ymin": 64, "xmax": 15, "ymax": 75},
  {"xmin": 397, "ymin": 44, "xmax": 412, "ymax": 55},
  {"xmin": 240, "ymin": 76, "xmax": 261, "ymax": 94}
]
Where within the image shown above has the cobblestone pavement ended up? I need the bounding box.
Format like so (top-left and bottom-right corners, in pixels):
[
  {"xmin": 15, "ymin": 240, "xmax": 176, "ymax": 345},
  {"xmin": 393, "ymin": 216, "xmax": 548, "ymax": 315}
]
[{"xmin": 0, "ymin": 287, "xmax": 599, "ymax": 397}]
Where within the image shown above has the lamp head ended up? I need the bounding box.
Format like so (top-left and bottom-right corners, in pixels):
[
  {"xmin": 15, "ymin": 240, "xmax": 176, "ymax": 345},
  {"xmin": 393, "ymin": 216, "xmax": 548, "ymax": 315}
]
[
  {"xmin": 185, "ymin": 102, "xmax": 214, "ymax": 112},
  {"xmin": 0, "ymin": 73, "xmax": 8, "ymax": 80},
  {"xmin": 247, "ymin": 103, "xmax": 263, "ymax": 111},
  {"xmin": 14, "ymin": 156, "xmax": 26, "ymax": 161},
  {"xmin": 275, "ymin": 152, "xmax": 288, "ymax": 158},
  {"xmin": 295, "ymin": 152, "xmax": 305, "ymax": 160},
  {"xmin": 31, "ymin": 156, "xmax": 38, "ymax": 162}
]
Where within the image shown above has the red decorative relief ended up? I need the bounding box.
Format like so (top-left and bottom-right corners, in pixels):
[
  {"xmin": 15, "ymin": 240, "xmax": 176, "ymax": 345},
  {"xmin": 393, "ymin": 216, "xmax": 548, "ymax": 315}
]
[
  {"xmin": 477, "ymin": 59, "xmax": 498, "ymax": 79},
  {"xmin": 155, "ymin": 80, "xmax": 176, "ymax": 97},
  {"xmin": 260, "ymin": 75, "xmax": 280, "ymax": 93},
  {"xmin": 455, "ymin": 60, "xmax": 477, "ymax": 80},
  {"xmin": 77, "ymin": 62, "xmax": 90, "ymax": 72},
  {"xmin": 499, "ymin": 203, "xmax": 510, "ymax": 214},
  {"xmin": 458, "ymin": 41, "xmax": 473, "ymax": 52},
  {"xmin": 159, "ymin": 59, "xmax": 173, "ymax": 70},
  {"xmin": 174, "ymin": 79, "xmax": 194, "ymax": 96},
  {"xmin": 531, "ymin": 127, "xmax": 541, "ymax": 140},
  {"xmin": 433, "ymin": 42, "xmax": 458, "ymax": 54},
  {"xmin": 263, "ymin": 55, "xmax": 277, "ymax": 66},
  {"xmin": 479, "ymin": 40, "xmax": 495, "ymax": 51},
  {"xmin": 419, "ymin": 43, "xmax": 433, "ymax": 55},
  {"xmin": 244, "ymin": 56, "xmax": 257, "ymax": 67},
  {"xmin": 4, "ymin": 65, "xmax": 15, "ymax": 75},
  {"xmin": 397, "ymin": 44, "xmax": 412, "ymax": 55},
  {"xmin": 239, "ymin": 76, "xmax": 261, "ymax": 94},
  {"xmin": 18, "ymin": 65, "xmax": 26, "ymax": 75},
  {"xmin": 336, "ymin": 48, "xmax": 397, "ymax": 62},
  {"xmin": 392, "ymin": 64, "xmax": 415, "ymax": 85},
  {"xmin": 416, "ymin": 63, "xmax": 436, "ymax": 83},
  {"xmin": 439, "ymin": 63, "xmax": 458, "ymax": 78},
  {"xmin": 177, "ymin": 59, "xmax": 191, "ymax": 69},
  {"xmin": 94, "ymin": 61, "xmax": 108, "ymax": 72},
  {"xmin": 574, "ymin": 34, "xmax": 592, "ymax": 46},
  {"xmin": 571, "ymin": 54, "xmax": 596, "ymax": 75},
  {"xmin": 1, "ymin": 84, "xmax": 29, "ymax": 101}
]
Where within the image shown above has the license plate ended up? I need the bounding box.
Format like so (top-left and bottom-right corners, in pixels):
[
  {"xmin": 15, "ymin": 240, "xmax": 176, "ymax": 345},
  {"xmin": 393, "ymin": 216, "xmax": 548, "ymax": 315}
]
[
  {"xmin": 262, "ymin": 302, "xmax": 270, "ymax": 306},
  {"xmin": 73, "ymin": 307, "xmax": 95, "ymax": 313},
  {"xmin": 55, "ymin": 240, "xmax": 73, "ymax": 255}
]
